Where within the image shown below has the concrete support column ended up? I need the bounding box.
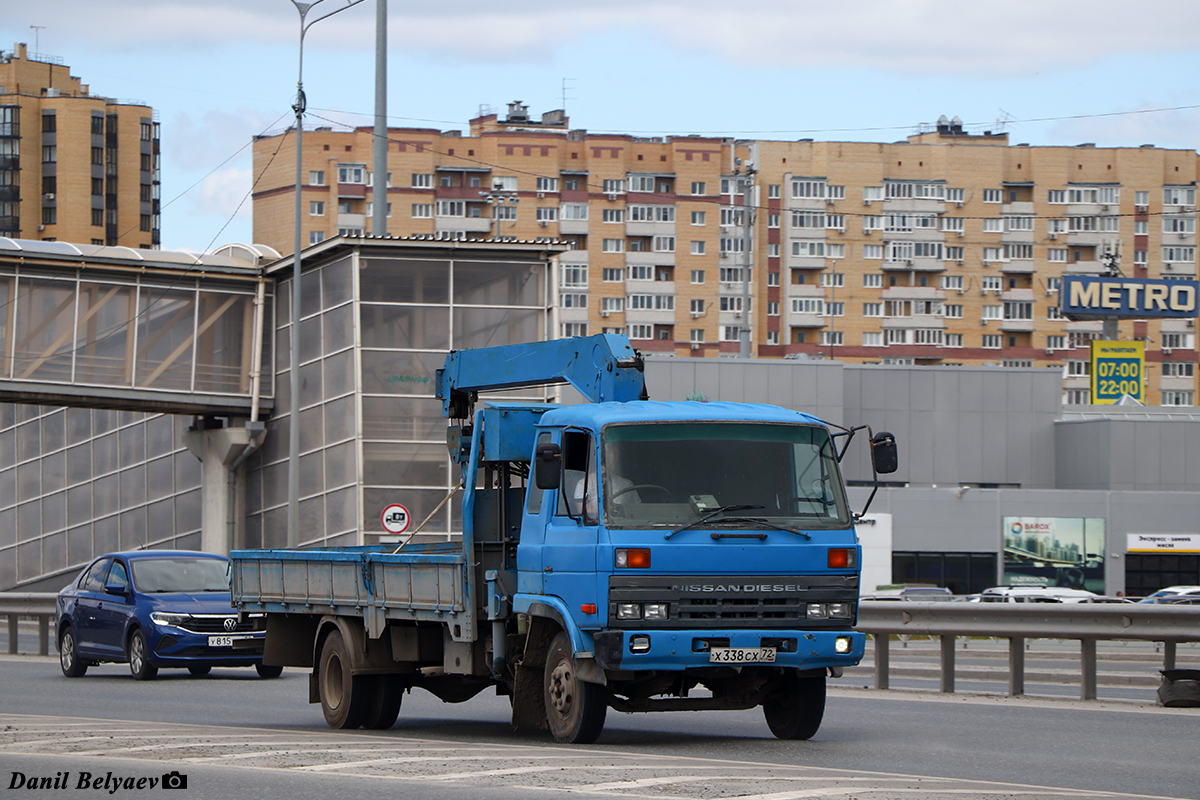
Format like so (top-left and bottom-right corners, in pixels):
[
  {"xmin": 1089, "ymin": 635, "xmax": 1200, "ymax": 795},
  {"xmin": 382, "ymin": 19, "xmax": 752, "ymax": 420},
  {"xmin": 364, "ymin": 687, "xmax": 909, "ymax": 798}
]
[{"xmin": 184, "ymin": 419, "xmax": 267, "ymax": 555}]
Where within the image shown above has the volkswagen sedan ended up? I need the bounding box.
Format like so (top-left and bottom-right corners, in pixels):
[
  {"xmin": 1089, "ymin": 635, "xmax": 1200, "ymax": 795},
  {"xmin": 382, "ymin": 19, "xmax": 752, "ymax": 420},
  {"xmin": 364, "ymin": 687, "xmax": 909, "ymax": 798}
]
[{"xmin": 56, "ymin": 550, "xmax": 278, "ymax": 680}]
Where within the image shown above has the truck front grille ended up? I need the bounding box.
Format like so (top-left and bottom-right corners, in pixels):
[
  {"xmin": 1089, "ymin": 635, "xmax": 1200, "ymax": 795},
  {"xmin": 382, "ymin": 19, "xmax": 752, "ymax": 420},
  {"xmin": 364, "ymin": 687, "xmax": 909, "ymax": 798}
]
[{"xmin": 608, "ymin": 574, "xmax": 858, "ymax": 630}]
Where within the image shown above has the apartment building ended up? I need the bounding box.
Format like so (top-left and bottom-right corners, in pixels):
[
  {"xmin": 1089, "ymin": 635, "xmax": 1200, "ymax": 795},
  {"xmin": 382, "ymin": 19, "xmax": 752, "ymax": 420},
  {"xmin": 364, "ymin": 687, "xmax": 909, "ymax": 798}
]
[
  {"xmin": 251, "ymin": 104, "xmax": 1200, "ymax": 405},
  {"xmin": 0, "ymin": 43, "xmax": 160, "ymax": 248}
]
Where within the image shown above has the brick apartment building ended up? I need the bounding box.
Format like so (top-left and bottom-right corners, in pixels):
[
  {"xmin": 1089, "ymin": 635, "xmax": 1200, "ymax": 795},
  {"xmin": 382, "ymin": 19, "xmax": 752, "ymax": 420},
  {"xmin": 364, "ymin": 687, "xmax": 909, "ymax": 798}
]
[
  {"xmin": 0, "ymin": 43, "xmax": 160, "ymax": 248},
  {"xmin": 251, "ymin": 103, "xmax": 1200, "ymax": 405}
]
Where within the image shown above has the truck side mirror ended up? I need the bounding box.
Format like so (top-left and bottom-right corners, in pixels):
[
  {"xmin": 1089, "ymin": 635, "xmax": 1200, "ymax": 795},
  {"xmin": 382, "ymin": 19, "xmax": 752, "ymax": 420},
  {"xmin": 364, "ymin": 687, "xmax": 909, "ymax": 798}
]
[
  {"xmin": 534, "ymin": 442, "xmax": 562, "ymax": 490},
  {"xmin": 870, "ymin": 431, "xmax": 898, "ymax": 474}
]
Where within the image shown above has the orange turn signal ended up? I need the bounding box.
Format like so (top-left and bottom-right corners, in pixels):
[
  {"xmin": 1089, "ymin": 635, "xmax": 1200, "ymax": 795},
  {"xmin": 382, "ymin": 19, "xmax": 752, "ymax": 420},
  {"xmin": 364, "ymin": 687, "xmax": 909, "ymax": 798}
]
[
  {"xmin": 581, "ymin": 603, "xmax": 597, "ymax": 615},
  {"xmin": 827, "ymin": 548, "xmax": 856, "ymax": 569},
  {"xmin": 615, "ymin": 548, "xmax": 651, "ymax": 569}
]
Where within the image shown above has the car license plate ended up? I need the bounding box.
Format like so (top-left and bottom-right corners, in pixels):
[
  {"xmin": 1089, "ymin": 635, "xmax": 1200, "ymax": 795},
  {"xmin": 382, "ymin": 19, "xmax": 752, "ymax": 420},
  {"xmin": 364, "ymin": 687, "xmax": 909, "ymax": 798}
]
[
  {"xmin": 709, "ymin": 646, "xmax": 777, "ymax": 664},
  {"xmin": 207, "ymin": 635, "xmax": 253, "ymax": 647}
]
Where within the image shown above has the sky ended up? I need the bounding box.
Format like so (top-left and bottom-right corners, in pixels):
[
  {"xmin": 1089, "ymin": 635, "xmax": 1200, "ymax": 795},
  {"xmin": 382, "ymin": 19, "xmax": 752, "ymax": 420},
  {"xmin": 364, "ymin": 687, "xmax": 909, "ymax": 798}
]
[{"xmin": 3, "ymin": 0, "xmax": 1200, "ymax": 253}]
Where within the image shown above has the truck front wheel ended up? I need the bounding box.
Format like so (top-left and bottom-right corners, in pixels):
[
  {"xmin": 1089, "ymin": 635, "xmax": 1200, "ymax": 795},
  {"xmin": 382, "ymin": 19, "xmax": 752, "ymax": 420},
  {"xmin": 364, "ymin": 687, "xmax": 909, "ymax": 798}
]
[
  {"xmin": 762, "ymin": 671, "xmax": 825, "ymax": 740},
  {"xmin": 319, "ymin": 629, "xmax": 368, "ymax": 729},
  {"xmin": 543, "ymin": 632, "xmax": 607, "ymax": 744}
]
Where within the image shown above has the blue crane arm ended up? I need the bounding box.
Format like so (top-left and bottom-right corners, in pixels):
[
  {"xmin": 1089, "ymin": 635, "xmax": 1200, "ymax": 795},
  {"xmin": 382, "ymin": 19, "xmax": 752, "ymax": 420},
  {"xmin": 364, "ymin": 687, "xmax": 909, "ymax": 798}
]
[{"xmin": 436, "ymin": 334, "xmax": 648, "ymax": 418}]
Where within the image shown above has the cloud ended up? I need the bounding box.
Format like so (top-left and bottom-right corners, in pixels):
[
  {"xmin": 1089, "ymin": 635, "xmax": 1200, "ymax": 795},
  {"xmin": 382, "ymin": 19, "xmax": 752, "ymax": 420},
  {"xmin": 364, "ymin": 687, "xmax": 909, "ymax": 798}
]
[
  {"xmin": 1048, "ymin": 106, "xmax": 1200, "ymax": 151},
  {"xmin": 19, "ymin": 0, "xmax": 1200, "ymax": 77},
  {"xmin": 167, "ymin": 108, "xmax": 270, "ymax": 172}
]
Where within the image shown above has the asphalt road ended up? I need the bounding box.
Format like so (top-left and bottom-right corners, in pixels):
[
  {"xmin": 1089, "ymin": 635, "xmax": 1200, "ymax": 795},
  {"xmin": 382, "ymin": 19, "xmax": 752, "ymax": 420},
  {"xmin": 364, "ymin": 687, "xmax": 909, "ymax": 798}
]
[{"xmin": 0, "ymin": 655, "xmax": 1197, "ymax": 800}]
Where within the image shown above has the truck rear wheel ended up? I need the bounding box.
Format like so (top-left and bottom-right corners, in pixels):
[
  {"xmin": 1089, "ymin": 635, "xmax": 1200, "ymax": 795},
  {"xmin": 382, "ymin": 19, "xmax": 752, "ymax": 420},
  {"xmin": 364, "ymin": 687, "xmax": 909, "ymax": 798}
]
[
  {"xmin": 319, "ymin": 629, "xmax": 368, "ymax": 729},
  {"xmin": 361, "ymin": 676, "xmax": 404, "ymax": 729},
  {"xmin": 544, "ymin": 632, "xmax": 607, "ymax": 744},
  {"xmin": 762, "ymin": 671, "xmax": 825, "ymax": 740}
]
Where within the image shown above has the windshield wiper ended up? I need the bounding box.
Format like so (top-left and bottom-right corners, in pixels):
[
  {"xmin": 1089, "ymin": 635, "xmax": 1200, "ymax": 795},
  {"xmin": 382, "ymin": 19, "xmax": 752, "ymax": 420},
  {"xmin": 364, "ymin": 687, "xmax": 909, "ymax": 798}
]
[
  {"xmin": 708, "ymin": 517, "xmax": 812, "ymax": 540},
  {"xmin": 665, "ymin": 504, "xmax": 764, "ymax": 539}
]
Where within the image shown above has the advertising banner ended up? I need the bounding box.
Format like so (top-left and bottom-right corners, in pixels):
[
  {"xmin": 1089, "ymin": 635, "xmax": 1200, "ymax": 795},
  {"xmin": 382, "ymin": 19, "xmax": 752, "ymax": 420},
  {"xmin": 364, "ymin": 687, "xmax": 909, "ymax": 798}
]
[
  {"xmin": 1090, "ymin": 340, "xmax": 1145, "ymax": 404},
  {"xmin": 1127, "ymin": 533, "xmax": 1200, "ymax": 553},
  {"xmin": 1061, "ymin": 276, "xmax": 1199, "ymax": 319},
  {"xmin": 1002, "ymin": 517, "xmax": 1106, "ymax": 593}
]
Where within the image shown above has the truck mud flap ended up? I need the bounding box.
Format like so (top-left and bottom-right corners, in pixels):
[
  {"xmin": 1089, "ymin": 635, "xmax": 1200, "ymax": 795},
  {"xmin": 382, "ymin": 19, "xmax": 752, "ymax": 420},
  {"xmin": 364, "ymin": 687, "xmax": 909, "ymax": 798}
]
[{"xmin": 511, "ymin": 662, "xmax": 547, "ymax": 730}]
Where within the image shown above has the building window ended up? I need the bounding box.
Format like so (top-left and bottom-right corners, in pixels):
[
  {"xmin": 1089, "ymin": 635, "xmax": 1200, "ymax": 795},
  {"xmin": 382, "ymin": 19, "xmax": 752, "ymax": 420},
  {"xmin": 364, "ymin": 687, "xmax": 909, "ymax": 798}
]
[
  {"xmin": 863, "ymin": 303, "xmax": 882, "ymax": 317},
  {"xmin": 767, "ymin": 272, "xmax": 779, "ymax": 287},
  {"xmin": 602, "ymin": 179, "xmax": 625, "ymax": 194},
  {"xmin": 560, "ymin": 265, "xmax": 588, "ymax": 288},
  {"xmin": 652, "ymin": 236, "xmax": 675, "ymax": 253},
  {"xmin": 627, "ymin": 265, "xmax": 653, "ymax": 281},
  {"xmin": 536, "ymin": 176, "xmax": 559, "ymax": 193},
  {"xmin": 862, "ymin": 331, "xmax": 883, "ymax": 347},
  {"xmin": 412, "ymin": 203, "xmax": 432, "ymax": 219},
  {"xmin": 820, "ymin": 273, "xmax": 844, "ymax": 288},
  {"xmin": 691, "ymin": 181, "xmax": 706, "ymax": 195},
  {"xmin": 308, "ymin": 170, "xmax": 325, "ymax": 185},
  {"xmin": 561, "ymin": 203, "xmax": 588, "ymax": 220},
  {"xmin": 338, "ymin": 164, "xmax": 366, "ymax": 184},
  {"xmin": 690, "ymin": 329, "xmax": 705, "ymax": 343},
  {"xmin": 536, "ymin": 207, "xmax": 558, "ymax": 223},
  {"xmin": 561, "ymin": 293, "xmax": 587, "ymax": 309},
  {"xmin": 309, "ymin": 231, "xmax": 325, "ymax": 245},
  {"xmin": 602, "ymin": 238, "xmax": 625, "ymax": 253},
  {"xmin": 1064, "ymin": 388, "xmax": 1091, "ymax": 405},
  {"xmin": 944, "ymin": 333, "xmax": 963, "ymax": 347},
  {"xmin": 983, "ymin": 189, "xmax": 1002, "ymax": 203},
  {"xmin": 91, "ymin": 209, "xmax": 103, "ymax": 226},
  {"xmin": 720, "ymin": 326, "xmax": 740, "ymax": 342},
  {"xmin": 43, "ymin": 145, "xmax": 57, "ymax": 163},
  {"xmin": 982, "ymin": 334, "xmax": 1002, "ymax": 349},
  {"xmin": 41, "ymin": 207, "xmax": 56, "ymax": 226},
  {"xmin": 411, "ymin": 173, "xmax": 433, "ymax": 188},
  {"xmin": 309, "ymin": 201, "xmax": 325, "ymax": 216},
  {"xmin": 627, "ymin": 324, "xmax": 652, "ymax": 340},
  {"xmin": 139, "ymin": 214, "xmax": 151, "ymax": 232},
  {"xmin": 561, "ymin": 322, "xmax": 588, "ymax": 338},
  {"xmin": 1162, "ymin": 391, "xmax": 1194, "ymax": 407},
  {"xmin": 690, "ymin": 269, "xmax": 705, "ymax": 284},
  {"xmin": 436, "ymin": 200, "xmax": 465, "ymax": 217},
  {"xmin": 820, "ymin": 331, "xmax": 844, "ymax": 346},
  {"xmin": 690, "ymin": 241, "xmax": 705, "ymax": 256},
  {"xmin": 602, "ymin": 268, "xmax": 622, "ymax": 282},
  {"xmin": 768, "ymin": 184, "xmax": 781, "ymax": 199}
]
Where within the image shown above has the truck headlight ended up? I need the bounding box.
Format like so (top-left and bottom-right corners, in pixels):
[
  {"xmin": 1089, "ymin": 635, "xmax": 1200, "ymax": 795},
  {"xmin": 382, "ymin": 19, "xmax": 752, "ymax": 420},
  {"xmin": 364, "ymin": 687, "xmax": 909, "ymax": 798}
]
[
  {"xmin": 642, "ymin": 603, "xmax": 668, "ymax": 621},
  {"xmin": 827, "ymin": 603, "xmax": 852, "ymax": 619},
  {"xmin": 616, "ymin": 603, "xmax": 642, "ymax": 620},
  {"xmin": 806, "ymin": 603, "xmax": 828, "ymax": 619},
  {"xmin": 834, "ymin": 636, "xmax": 853, "ymax": 655}
]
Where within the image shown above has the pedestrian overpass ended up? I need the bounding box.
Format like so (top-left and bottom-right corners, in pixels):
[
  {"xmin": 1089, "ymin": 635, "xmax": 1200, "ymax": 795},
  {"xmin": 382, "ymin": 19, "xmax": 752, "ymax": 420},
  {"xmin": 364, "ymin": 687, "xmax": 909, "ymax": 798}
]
[{"xmin": 0, "ymin": 238, "xmax": 277, "ymax": 417}]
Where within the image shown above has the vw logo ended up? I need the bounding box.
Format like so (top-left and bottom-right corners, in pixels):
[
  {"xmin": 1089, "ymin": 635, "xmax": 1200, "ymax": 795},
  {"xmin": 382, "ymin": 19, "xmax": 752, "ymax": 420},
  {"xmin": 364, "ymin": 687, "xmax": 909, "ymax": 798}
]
[{"xmin": 223, "ymin": 617, "xmax": 237, "ymax": 632}]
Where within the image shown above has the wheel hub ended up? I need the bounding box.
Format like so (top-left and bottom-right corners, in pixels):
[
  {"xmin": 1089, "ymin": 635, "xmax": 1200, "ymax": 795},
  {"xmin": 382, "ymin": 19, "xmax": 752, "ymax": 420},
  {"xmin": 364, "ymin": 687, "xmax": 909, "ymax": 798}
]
[{"xmin": 548, "ymin": 661, "xmax": 574, "ymax": 714}]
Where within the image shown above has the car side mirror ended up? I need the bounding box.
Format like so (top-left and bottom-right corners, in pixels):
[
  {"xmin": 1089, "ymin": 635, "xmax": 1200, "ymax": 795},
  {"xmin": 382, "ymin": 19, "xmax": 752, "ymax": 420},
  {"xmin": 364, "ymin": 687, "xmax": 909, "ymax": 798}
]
[
  {"xmin": 870, "ymin": 431, "xmax": 898, "ymax": 475},
  {"xmin": 104, "ymin": 583, "xmax": 130, "ymax": 597},
  {"xmin": 534, "ymin": 442, "xmax": 561, "ymax": 490}
]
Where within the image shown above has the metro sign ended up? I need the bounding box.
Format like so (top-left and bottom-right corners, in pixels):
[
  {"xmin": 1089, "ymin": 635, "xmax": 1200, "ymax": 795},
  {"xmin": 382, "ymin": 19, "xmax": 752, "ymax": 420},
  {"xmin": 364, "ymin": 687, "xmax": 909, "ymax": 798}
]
[{"xmin": 1060, "ymin": 276, "xmax": 1199, "ymax": 319}]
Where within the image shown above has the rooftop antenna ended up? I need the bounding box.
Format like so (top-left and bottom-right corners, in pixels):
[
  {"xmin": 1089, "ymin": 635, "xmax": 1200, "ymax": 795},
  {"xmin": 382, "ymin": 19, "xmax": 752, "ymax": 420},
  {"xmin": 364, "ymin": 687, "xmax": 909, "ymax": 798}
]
[
  {"xmin": 30, "ymin": 25, "xmax": 45, "ymax": 54},
  {"xmin": 995, "ymin": 108, "xmax": 1015, "ymax": 132},
  {"xmin": 561, "ymin": 77, "xmax": 575, "ymax": 114}
]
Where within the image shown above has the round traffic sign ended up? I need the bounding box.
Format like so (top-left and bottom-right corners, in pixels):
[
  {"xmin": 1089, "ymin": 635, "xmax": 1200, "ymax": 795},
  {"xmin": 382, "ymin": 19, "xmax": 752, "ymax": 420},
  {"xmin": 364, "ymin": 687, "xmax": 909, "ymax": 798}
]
[{"xmin": 381, "ymin": 503, "xmax": 411, "ymax": 534}]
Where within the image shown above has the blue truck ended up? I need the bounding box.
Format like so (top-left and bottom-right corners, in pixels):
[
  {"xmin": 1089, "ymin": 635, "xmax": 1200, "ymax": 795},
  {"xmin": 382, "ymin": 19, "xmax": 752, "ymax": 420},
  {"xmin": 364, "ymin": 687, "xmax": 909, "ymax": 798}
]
[{"xmin": 230, "ymin": 334, "xmax": 897, "ymax": 743}]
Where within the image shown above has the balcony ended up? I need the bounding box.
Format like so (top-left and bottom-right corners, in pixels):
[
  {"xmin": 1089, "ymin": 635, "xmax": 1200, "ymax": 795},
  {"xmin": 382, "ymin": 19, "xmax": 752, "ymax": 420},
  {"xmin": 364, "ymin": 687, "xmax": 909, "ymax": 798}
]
[
  {"xmin": 625, "ymin": 251, "xmax": 675, "ymax": 267},
  {"xmin": 999, "ymin": 318, "xmax": 1034, "ymax": 333},
  {"xmin": 559, "ymin": 219, "xmax": 588, "ymax": 235}
]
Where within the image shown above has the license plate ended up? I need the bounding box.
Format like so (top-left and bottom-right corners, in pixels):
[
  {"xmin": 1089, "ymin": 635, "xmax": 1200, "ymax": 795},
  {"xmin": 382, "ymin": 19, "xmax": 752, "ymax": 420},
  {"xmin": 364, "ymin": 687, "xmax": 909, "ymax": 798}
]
[
  {"xmin": 207, "ymin": 635, "xmax": 254, "ymax": 647},
  {"xmin": 709, "ymin": 647, "xmax": 777, "ymax": 664}
]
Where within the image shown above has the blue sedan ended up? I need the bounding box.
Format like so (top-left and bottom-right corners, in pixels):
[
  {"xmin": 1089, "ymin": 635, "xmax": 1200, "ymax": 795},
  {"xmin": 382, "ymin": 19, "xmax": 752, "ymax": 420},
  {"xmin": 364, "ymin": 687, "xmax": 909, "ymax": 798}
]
[{"xmin": 56, "ymin": 550, "xmax": 278, "ymax": 680}]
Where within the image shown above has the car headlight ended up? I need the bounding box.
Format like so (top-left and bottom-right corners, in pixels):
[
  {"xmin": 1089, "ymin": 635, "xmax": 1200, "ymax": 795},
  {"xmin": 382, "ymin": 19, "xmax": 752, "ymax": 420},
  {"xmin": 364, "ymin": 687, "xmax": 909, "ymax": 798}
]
[{"xmin": 150, "ymin": 611, "xmax": 190, "ymax": 629}]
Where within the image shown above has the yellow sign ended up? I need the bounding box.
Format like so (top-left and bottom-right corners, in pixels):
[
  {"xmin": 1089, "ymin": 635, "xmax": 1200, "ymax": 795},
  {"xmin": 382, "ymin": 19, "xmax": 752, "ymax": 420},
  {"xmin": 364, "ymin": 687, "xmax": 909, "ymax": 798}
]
[{"xmin": 1089, "ymin": 340, "xmax": 1144, "ymax": 404}]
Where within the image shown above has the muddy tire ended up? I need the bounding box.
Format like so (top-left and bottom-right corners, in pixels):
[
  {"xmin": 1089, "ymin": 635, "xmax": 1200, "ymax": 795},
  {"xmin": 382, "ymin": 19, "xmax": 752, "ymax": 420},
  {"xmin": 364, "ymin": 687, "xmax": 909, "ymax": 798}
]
[
  {"xmin": 318, "ymin": 629, "xmax": 368, "ymax": 729},
  {"xmin": 543, "ymin": 632, "xmax": 607, "ymax": 744}
]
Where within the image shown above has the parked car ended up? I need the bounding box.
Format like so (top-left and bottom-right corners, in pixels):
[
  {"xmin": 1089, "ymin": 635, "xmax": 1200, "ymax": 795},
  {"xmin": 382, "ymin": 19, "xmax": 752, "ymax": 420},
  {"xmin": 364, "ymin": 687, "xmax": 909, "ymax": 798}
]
[
  {"xmin": 975, "ymin": 586, "xmax": 1101, "ymax": 603},
  {"xmin": 1137, "ymin": 585, "xmax": 1200, "ymax": 604},
  {"xmin": 56, "ymin": 550, "xmax": 277, "ymax": 680},
  {"xmin": 863, "ymin": 584, "xmax": 956, "ymax": 602}
]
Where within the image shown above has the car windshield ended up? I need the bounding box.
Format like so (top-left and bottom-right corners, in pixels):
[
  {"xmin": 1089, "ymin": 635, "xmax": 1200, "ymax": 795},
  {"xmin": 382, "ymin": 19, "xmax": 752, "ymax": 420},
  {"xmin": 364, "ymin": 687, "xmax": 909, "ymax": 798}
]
[
  {"xmin": 602, "ymin": 421, "xmax": 850, "ymax": 530},
  {"xmin": 130, "ymin": 558, "xmax": 231, "ymax": 593}
]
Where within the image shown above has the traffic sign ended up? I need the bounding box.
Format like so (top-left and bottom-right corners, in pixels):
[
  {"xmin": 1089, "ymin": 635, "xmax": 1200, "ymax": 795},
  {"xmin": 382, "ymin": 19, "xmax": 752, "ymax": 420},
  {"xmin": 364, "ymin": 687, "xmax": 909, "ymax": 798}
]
[{"xmin": 381, "ymin": 503, "xmax": 411, "ymax": 534}]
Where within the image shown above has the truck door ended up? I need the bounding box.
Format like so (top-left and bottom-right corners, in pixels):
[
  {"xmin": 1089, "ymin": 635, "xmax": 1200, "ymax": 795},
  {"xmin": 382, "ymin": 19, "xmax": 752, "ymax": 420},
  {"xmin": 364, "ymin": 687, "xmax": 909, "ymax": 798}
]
[{"xmin": 542, "ymin": 429, "xmax": 601, "ymax": 616}]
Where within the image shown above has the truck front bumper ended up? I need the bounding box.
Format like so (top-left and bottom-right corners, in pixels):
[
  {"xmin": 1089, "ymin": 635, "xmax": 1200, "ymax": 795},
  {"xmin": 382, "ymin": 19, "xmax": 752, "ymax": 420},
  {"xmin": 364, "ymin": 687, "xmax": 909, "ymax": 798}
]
[{"xmin": 591, "ymin": 628, "xmax": 865, "ymax": 672}]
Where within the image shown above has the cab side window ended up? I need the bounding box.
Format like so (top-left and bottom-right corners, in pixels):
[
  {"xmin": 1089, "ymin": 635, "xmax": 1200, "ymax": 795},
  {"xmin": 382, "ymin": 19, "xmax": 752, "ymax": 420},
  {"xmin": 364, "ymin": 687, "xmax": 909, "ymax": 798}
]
[{"xmin": 557, "ymin": 430, "xmax": 597, "ymax": 524}]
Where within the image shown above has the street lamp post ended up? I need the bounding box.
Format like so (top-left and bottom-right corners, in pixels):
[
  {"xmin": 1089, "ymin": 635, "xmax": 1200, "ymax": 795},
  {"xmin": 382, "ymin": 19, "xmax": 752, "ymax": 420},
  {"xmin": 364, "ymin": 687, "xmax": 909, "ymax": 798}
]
[
  {"xmin": 480, "ymin": 183, "xmax": 519, "ymax": 239},
  {"xmin": 287, "ymin": 0, "xmax": 365, "ymax": 546}
]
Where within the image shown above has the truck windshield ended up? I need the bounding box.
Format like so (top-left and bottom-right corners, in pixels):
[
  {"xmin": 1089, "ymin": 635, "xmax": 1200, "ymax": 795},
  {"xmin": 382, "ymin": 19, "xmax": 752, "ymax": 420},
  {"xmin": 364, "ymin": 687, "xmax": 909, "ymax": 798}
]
[{"xmin": 602, "ymin": 421, "xmax": 850, "ymax": 530}]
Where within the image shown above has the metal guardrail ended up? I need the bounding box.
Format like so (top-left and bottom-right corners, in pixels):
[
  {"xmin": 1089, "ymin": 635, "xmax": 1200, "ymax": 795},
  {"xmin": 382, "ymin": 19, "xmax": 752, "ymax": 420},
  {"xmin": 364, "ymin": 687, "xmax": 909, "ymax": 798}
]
[
  {"xmin": 855, "ymin": 601, "xmax": 1200, "ymax": 700},
  {"xmin": 0, "ymin": 593, "xmax": 58, "ymax": 657}
]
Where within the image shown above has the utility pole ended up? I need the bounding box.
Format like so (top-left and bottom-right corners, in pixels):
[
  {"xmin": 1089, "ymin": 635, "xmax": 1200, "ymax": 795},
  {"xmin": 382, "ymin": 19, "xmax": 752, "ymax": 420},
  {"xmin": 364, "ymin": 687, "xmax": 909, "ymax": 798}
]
[
  {"xmin": 371, "ymin": 0, "xmax": 388, "ymax": 237},
  {"xmin": 737, "ymin": 150, "xmax": 756, "ymax": 359}
]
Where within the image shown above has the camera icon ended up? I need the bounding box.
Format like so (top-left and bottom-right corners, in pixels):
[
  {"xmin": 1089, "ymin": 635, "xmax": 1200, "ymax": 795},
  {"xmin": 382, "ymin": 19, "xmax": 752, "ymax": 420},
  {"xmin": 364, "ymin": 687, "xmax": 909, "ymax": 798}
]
[{"xmin": 162, "ymin": 771, "xmax": 188, "ymax": 790}]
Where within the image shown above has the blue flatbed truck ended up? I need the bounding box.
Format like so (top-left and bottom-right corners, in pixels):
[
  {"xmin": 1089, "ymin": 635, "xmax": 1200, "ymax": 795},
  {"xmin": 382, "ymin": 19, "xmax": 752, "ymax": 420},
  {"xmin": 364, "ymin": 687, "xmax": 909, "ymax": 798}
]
[{"xmin": 230, "ymin": 334, "xmax": 897, "ymax": 743}]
